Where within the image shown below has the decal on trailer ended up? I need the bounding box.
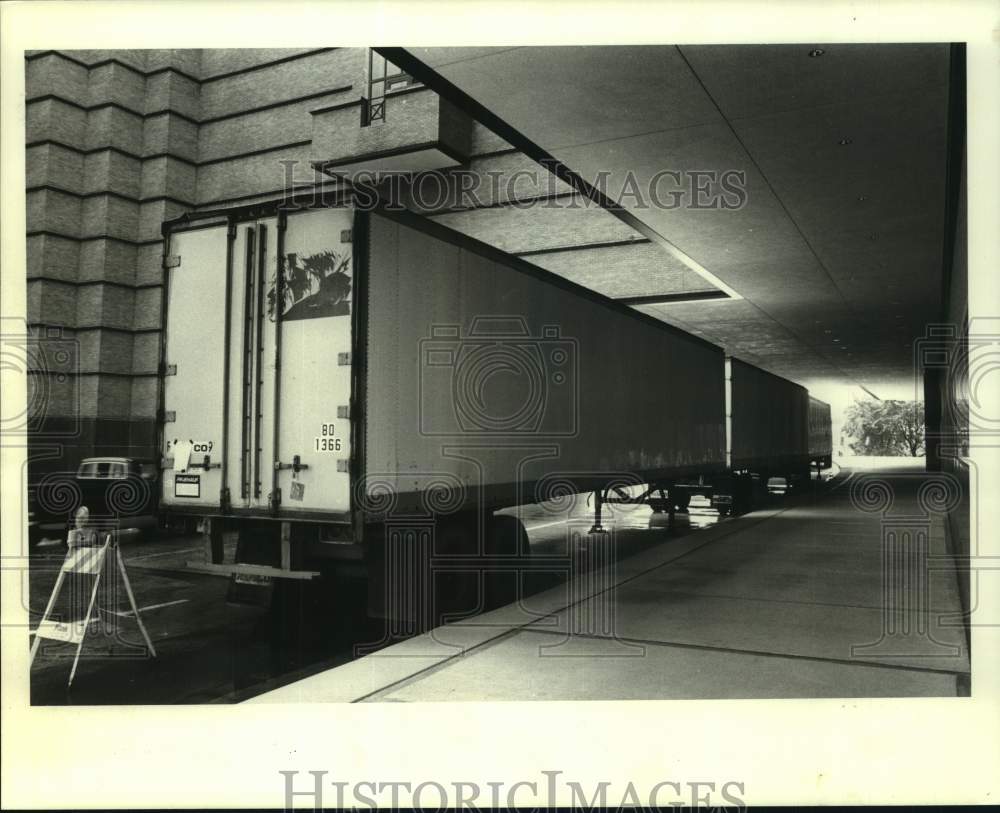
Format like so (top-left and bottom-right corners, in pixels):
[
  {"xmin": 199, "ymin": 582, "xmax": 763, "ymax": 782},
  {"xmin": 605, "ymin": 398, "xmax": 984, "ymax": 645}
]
[
  {"xmin": 234, "ymin": 573, "xmax": 272, "ymax": 586},
  {"xmin": 167, "ymin": 439, "xmax": 215, "ymax": 452},
  {"xmin": 166, "ymin": 439, "xmax": 215, "ymax": 464},
  {"xmin": 267, "ymin": 248, "xmax": 352, "ymax": 322},
  {"xmin": 174, "ymin": 474, "xmax": 201, "ymax": 498},
  {"xmin": 314, "ymin": 422, "xmax": 342, "ymax": 452}
]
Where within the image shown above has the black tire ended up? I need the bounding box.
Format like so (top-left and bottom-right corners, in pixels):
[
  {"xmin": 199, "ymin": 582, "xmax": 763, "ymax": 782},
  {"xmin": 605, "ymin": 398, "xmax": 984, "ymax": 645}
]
[
  {"xmin": 734, "ymin": 474, "xmax": 755, "ymax": 515},
  {"xmin": 484, "ymin": 514, "xmax": 532, "ymax": 610},
  {"xmin": 672, "ymin": 491, "xmax": 692, "ymax": 513},
  {"xmin": 789, "ymin": 468, "xmax": 812, "ymax": 494},
  {"xmin": 430, "ymin": 512, "xmax": 483, "ymax": 625}
]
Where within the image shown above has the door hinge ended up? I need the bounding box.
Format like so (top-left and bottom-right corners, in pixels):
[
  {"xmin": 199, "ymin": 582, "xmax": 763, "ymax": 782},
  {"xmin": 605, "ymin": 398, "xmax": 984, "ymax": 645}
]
[
  {"xmin": 337, "ymin": 352, "xmax": 351, "ymax": 366},
  {"xmin": 336, "ymin": 459, "xmax": 349, "ymax": 473},
  {"xmin": 340, "ymin": 229, "xmax": 352, "ymax": 244},
  {"xmin": 160, "ymin": 363, "xmax": 177, "ymax": 376},
  {"xmin": 337, "ymin": 405, "xmax": 350, "ymax": 420},
  {"xmin": 163, "ymin": 255, "xmax": 181, "ymax": 269},
  {"xmin": 159, "ymin": 410, "xmax": 176, "ymax": 423}
]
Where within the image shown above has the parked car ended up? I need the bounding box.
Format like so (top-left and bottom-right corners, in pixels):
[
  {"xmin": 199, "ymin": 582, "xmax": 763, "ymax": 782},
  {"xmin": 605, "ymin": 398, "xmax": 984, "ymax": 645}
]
[{"xmin": 30, "ymin": 457, "xmax": 159, "ymax": 547}]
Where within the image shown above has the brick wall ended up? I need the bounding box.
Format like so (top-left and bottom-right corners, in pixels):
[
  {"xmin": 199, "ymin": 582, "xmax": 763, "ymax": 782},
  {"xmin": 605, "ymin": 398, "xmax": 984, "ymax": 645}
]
[
  {"xmin": 24, "ymin": 48, "xmax": 365, "ymax": 474},
  {"xmin": 23, "ymin": 47, "xmax": 656, "ymax": 479}
]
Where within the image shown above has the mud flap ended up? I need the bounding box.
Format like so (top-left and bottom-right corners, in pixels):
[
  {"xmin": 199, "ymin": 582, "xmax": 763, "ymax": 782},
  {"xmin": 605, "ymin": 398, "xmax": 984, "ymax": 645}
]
[
  {"xmin": 226, "ymin": 523, "xmax": 280, "ymax": 607},
  {"xmin": 228, "ymin": 572, "xmax": 275, "ymax": 608}
]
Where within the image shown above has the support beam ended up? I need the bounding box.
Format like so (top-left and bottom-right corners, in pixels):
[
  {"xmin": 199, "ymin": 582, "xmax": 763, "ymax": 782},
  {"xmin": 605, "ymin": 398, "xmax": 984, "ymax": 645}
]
[{"xmin": 375, "ymin": 47, "xmax": 740, "ymax": 301}]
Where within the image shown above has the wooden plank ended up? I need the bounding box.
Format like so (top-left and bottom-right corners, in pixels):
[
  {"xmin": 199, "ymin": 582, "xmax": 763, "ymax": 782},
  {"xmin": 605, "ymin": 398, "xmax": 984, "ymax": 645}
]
[{"xmin": 183, "ymin": 561, "xmax": 320, "ymax": 580}]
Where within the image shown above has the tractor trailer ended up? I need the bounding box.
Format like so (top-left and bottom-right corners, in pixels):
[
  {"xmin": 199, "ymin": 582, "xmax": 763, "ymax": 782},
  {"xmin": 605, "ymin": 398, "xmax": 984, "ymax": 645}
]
[
  {"xmin": 159, "ymin": 199, "xmax": 729, "ymax": 625},
  {"xmin": 159, "ymin": 198, "xmax": 831, "ymax": 626},
  {"xmin": 613, "ymin": 358, "xmax": 828, "ymax": 518},
  {"xmin": 808, "ymin": 395, "xmax": 834, "ymax": 471}
]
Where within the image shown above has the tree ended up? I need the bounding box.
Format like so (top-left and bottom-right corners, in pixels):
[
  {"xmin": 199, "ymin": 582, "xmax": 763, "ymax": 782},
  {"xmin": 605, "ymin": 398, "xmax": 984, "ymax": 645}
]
[{"xmin": 843, "ymin": 399, "xmax": 925, "ymax": 457}]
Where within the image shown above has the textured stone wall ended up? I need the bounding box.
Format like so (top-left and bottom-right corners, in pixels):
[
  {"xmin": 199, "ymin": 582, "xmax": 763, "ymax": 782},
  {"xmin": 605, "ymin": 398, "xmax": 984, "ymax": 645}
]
[
  {"xmin": 24, "ymin": 48, "xmax": 364, "ymax": 473},
  {"xmin": 24, "ymin": 47, "xmax": 516, "ymax": 476}
]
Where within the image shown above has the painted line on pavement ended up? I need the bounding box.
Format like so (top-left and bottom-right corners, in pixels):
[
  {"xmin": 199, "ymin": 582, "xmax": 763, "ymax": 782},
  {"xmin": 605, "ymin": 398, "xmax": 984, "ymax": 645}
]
[{"xmin": 111, "ymin": 599, "xmax": 189, "ymax": 617}]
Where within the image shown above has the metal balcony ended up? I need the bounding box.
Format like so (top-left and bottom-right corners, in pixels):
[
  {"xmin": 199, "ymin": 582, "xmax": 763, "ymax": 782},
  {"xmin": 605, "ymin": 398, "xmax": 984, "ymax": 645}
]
[{"xmin": 311, "ymin": 87, "xmax": 473, "ymax": 178}]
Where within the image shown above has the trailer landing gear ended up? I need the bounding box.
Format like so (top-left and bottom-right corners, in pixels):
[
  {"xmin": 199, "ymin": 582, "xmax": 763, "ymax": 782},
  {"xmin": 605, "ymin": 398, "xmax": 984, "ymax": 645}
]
[
  {"xmin": 589, "ymin": 489, "xmax": 610, "ymax": 534},
  {"xmin": 588, "ymin": 484, "xmax": 677, "ymax": 534}
]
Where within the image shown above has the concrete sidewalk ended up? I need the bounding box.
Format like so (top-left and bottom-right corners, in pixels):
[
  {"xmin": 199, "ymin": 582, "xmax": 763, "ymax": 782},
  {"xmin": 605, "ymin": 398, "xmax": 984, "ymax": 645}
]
[{"xmin": 248, "ymin": 462, "xmax": 970, "ymax": 702}]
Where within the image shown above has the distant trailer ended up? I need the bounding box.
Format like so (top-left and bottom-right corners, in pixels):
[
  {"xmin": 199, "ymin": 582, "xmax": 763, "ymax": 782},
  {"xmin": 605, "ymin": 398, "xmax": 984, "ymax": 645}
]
[
  {"xmin": 728, "ymin": 358, "xmax": 810, "ymax": 473},
  {"xmin": 156, "ymin": 199, "xmax": 728, "ymax": 626},
  {"xmin": 639, "ymin": 357, "xmax": 816, "ymax": 518},
  {"xmin": 808, "ymin": 396, "xmax": 833, "ymax": 470}
]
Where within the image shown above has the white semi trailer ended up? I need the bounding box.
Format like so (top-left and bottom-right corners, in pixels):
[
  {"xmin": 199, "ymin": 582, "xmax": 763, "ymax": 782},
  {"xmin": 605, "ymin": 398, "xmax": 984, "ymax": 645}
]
[{"xmin": 159, "ymin": 199, "xmax": 728, "ymax": 626}]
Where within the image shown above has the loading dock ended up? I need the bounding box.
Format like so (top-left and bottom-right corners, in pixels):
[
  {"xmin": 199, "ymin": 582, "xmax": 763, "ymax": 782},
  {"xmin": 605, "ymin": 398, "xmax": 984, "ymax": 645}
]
[
  {"xmin": 20, "ymin": 45, "xmax": 972, "ymax": 700},
  {"xmin": 248, "ymin": 459, "xmax": 968, "ymax": 702}
]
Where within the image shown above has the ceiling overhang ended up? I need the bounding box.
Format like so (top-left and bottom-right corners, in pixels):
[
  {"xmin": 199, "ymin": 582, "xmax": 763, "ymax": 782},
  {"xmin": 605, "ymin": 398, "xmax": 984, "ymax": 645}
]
[{"xmin": 374, "ymin": 45, "xmax": 954, "ymax": 397}]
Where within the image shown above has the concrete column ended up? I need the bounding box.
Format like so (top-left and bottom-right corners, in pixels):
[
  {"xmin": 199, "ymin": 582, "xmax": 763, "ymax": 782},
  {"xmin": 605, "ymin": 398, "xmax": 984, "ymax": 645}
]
[{"xmin": 923, "ymin": 366, "xmax": 943, "ymax": 472}]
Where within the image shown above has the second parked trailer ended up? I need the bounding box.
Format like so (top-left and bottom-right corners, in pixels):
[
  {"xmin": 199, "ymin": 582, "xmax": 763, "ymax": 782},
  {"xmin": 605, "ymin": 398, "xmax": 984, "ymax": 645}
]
[
  {"xmin": 608, "ymin": 356, "xmax": 824, "ymax": 519},
  {"xmin": 809, "ymin": 396, "xmax": 834, "ymax": 471}
]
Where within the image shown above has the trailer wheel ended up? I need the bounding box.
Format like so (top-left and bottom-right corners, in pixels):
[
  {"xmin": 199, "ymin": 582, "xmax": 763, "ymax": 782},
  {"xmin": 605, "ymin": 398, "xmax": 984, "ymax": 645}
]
[
  {"xmin": 430, "ymin": 513, "xmax": 483, "ymax": 625},
  {"xmin": 788, "ymin": 467, "xmax": 812, "ymax": 495},
  {"xmin": 734, "ymin": 474, "xmax": 755, "ymax": 515},
  {"xmin": 485, "ymin": 515, "xmax": 532, "ymax": 610}
]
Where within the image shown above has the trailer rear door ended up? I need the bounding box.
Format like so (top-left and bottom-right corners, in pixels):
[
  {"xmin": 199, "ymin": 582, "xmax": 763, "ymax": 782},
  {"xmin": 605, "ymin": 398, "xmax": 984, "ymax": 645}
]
[
  {"xmin": 161, "ymin": 223, "xmax": 231, "ymax": 510},
  {"xmin": 267, "ymin": 208, "xmax": 355, "ymax": 515},
  {"xmin": 161, "ymin": 207, "xmax": 355, "ymax": 518}
]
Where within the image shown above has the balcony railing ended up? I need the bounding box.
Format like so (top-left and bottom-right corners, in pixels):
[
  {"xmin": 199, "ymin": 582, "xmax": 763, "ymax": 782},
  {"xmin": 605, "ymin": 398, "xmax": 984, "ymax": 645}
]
[{"xmin": 361, "ymin": 96, "xmax": 385, "ymax": 127}]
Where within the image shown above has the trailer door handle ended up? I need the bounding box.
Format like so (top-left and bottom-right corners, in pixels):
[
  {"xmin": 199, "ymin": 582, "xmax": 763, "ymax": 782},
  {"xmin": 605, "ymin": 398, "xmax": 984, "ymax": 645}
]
[
  {"xmin": 189, "ymin": 455, "xmax": 222, "ymax": 470},
  {"xmin": 161, "ymin": 456, "xmax": 221, "ymax": 470},
  {"xmin": 274, "ymin": 455, "xmax": 309, "ymax": 474}
]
